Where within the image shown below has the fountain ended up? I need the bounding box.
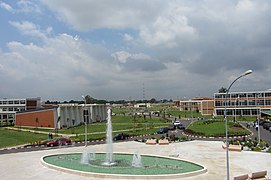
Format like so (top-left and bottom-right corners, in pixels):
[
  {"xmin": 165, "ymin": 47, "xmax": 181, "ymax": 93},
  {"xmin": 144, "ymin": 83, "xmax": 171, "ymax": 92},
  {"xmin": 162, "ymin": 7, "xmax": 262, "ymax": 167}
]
[
  {"xmin": 131, "ymin": 152, "xmax": 142, "ymax": 167},
  {"xmin": 80, "ymin": 148, "xmax": 90, "ymax": 164},
  {"xmin": 89, "ymin": 151, "xmax": 96, "ymax": 161},
  {"xmin": 102, "ymin": 109, "xmax": 116, "ymax": 166},
  {"xmin": 41, "ymin": 107, "xmax": 207, "ymax": 179}
]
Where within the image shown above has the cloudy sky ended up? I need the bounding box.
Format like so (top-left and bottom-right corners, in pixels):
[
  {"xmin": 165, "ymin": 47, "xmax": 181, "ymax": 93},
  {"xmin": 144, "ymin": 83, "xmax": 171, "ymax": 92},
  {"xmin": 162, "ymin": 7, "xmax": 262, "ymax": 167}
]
[{"xmin": 0, "ymin": 0, "xmax": 270, "ymax": 101}]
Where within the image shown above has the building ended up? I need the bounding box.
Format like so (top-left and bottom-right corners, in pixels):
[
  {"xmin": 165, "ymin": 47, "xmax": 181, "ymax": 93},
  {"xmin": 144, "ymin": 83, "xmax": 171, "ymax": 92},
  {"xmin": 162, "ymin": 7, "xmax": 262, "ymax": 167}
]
[
  {"xmin": 0, "ymin": 97, "xmax": 41, "ymax": 125},
  {"xmin": 16, "ymin": 103, "xmax": 107, "ymax": 129},
  {"xmin": 213, "ymin": 90, "xmax": 271, "ymax": 117},
  {"xmin": 133, "ymin": 103, "xmax": 151, "ymax": 108},
  {"xmin": 175, "ymin": 97, "xmax": 214, "ymax": 116}
]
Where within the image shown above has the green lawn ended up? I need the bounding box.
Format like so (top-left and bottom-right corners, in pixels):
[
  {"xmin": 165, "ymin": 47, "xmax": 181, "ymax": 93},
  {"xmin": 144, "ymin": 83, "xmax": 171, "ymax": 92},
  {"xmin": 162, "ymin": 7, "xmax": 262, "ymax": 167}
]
[
  {"xmin": 0, "ymin": 128, "xmax": 48, "ymax": 148},
  {"xmin": 56, "ymin": 115, "xmax": 168, "ymax": 134},
  {"xmin": 2, "ymin": 115, "xmax": 170, "ymax": 148},
  {"xmin": 187, "ymin": 120, "xmax": 250, "ymax": 137}
]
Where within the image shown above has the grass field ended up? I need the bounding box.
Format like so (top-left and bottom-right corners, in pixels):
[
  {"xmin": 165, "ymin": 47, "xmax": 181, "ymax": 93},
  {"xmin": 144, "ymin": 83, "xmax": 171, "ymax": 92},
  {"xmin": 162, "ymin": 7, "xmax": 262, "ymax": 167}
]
[
  {"xmin": 1, "ymin": 115, "xmax": 170, "ymax": 148},
  {"xmin": 0, "ymin": 128, "xmax": 48, "ymax": 148},
  {"xmin": 187, "ymin": 120, "xmax": 250, "ymax": 137}
]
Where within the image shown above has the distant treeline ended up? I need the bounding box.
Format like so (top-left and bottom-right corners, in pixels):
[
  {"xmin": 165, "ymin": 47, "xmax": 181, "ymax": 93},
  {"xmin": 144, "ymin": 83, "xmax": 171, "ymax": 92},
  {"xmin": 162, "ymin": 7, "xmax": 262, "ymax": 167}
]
[{"xmin": 44, "ymin": 96, "xmax": 173, "ymax": 105}]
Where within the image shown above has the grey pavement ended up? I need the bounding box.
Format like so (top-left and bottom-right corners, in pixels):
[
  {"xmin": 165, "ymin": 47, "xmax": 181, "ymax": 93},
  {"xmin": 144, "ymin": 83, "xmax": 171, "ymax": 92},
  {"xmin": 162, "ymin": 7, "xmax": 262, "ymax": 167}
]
[{"xmin": 0, "ymin": 140, "xmax": 270, "ymax": 180}]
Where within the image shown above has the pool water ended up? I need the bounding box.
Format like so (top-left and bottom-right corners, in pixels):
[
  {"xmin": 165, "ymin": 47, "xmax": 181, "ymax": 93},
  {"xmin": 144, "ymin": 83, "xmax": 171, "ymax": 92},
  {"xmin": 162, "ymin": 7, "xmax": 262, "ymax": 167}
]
[{"xmin": 43, "ymin": 153, "xmax": 204, "ymax": 175}]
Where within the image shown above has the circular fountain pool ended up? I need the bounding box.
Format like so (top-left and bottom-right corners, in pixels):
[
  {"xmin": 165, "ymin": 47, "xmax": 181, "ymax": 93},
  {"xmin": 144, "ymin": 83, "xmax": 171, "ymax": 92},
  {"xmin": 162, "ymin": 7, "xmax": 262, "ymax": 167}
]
[{"xmin": 41, "ymin": 153, "xmax": 207, "ymax": 179}]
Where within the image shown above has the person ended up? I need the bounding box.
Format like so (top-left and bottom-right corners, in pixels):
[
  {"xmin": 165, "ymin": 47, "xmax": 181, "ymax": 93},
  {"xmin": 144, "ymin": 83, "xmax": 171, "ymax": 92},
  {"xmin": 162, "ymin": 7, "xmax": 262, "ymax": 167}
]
[
  {"xmin": 255, "ymin": 123, "xmax": 259, "ymax": 131},
  {"xmin": 48, "ymin": 133, "xmax": 53, "ymax": 139}
]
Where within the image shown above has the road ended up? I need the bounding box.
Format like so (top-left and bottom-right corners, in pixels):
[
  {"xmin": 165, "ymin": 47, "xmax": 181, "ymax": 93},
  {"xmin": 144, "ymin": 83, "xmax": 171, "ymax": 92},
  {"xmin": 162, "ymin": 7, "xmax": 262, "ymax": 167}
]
[
  {"xmin": 241, "ymin": 122, "xmax": 271, "ymax": 145},
  {"xmin": 1, "ymin": 119, "xmax": 270, "ymax": 155}
]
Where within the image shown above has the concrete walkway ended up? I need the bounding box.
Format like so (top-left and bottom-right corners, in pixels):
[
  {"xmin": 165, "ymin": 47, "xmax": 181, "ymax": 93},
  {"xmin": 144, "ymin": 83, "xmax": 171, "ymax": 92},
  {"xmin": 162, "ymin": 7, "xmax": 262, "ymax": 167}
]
[{"xmin": 0, "ymin": 140, "xmax": 270, "ymax": 180}]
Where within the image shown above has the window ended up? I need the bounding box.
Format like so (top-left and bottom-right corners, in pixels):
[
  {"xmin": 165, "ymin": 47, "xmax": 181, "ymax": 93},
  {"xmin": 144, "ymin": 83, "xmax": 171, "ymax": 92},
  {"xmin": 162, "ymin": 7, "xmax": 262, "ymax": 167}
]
[
  {"xmin": 236, "ymin": 109, "xmax": 241, "ymax": 116},
  {"xmin": 243, "ymin": 109, "xmax": 250, "ymax": 116},
  {"xmin": 8, "ymin": 101, "xmax": 13, "ymax": 104},
  {"xmin": 8, "ymin": 107, "xmax": 13, "ymax": 111},
  {"xmin": 248, "ymin": 100, "xmax": 255, "ymax": 106},
  {"xmin": 215, "ymin": 94, "xmax": 225, "ymax": 98},
  {"xmin": 8, "ymin": 114, "xmax": 14, "ymax": 118},
  {"xmin": 239, "ymin": 93, "xmax": 246, "ymax": 98},
  {"xmin": 266, "ymin": 100, "xmax": 271, "ymax": 106},
  {"xmin": 216, "ymin": 109, "xmax": 224, "ymax": 116},
  {"xmin": 215, "ymin": 101, "xmax": 222, "ymax": 107},
  {"xmin": 3, "ymin": 101, "xmax": 7, "ymax": 104},
  {"xmin": 14, "ymin": 101, "xmax": 19, "ymax": 104},
  {"xmin": 251, "ymin": 109, "xmax": 258, "ymax": 116},
  {"xmin": 20, "ymin": 100, "xmax": 26, "ymax": 104}
]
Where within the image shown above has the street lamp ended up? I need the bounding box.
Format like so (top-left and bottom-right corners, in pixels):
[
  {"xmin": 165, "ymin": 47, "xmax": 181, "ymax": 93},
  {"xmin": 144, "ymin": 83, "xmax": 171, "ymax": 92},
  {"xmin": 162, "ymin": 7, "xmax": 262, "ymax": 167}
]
[
  {"xmin": 234, "ymin": 96, "xmax": 239, "ymax": 122},
  {"xmin": 82, "ymin": 95, "xmax": 88, "ymax": 147},
  {"xmin": 256, "ymin": 93, "xmax": 261, "ymax": 145},
  {"xmin": 224, "ymin": 69, "xmax": 253, "ymax": 180}
]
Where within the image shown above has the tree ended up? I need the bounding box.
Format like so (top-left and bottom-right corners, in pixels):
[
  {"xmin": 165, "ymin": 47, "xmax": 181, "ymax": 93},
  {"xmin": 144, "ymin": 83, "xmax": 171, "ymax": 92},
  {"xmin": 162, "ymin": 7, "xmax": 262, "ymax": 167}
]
[
  {"xmin": 72, "ymin": 119, "xmax": 75, "ymax": 134},
  {"xmin": 55, "ymin": 116, "xmax": 61, "ymax": 134},
  {"xmin": 219, "ymin": 87, "xmax": 227, "ymax": 93},
  {"xmin": 85, "ymin": 95, "xmax": 95, "ymax": 104},
  {"xmin": 35, "ymin": 117, "xmax": 39, "ymax": 129}
]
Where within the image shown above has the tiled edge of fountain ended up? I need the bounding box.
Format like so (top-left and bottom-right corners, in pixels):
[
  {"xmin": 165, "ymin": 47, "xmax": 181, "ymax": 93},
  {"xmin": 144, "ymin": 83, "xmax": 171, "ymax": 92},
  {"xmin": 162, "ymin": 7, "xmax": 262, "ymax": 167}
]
[{"xmin": 40, "ymin": 152, "xmax": 207, "ymax": 179}]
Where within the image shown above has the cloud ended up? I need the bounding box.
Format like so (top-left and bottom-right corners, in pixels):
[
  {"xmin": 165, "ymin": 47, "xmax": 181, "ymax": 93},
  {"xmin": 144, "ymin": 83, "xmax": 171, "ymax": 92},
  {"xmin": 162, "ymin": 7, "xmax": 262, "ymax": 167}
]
[
  {"xmin": 111, "ymin": 51, "xmax": 151, "ymax": 63},
  {"xmin": 41, "ymin": 0, "xmax": 165, "ymax": 31},
  {"xmin": 17, "ymin": 0, "xmax": 41, "ymax": 14},
  {"xmin": 0, "ymin": 1, "xmax": 13, "ymax": 12},
  {"xmin": 122, "ymin": 33, "xmax": 133, "ymax": 42},
  {"xmin": 139, "ymin": 3, "xmax": 197, "ymax": 47},
  {"xmin": 0, "ymin": 0, "xmax": 41, "ymax": 14},
  {"xmin": 9, "ymin": 21, "xmax": 52, "ymax": 40},
  {"xmin": 2, "ymin": 0, "xmax": 271, "ymax": 100}
]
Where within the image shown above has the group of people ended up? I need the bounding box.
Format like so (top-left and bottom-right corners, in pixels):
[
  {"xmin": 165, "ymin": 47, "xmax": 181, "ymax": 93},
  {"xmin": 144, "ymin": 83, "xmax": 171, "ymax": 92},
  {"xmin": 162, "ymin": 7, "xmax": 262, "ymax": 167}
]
[
  {"xmin": 246, "ymin": 120, "xmax": 259, "ymax": 131},
  {"xmin": 48, "ymin": 133, "xmax": 53, "ymax": 139}
]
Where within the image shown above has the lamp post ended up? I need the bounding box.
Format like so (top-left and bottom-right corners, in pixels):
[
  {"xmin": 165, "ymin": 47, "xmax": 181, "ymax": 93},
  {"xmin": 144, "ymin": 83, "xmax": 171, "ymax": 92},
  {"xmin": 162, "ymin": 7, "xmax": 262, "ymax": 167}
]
[
  {"xmin": 224, "ymin": 69, "xmax": 253, "ymax": 180},
  {"xmin": 256, "ymin": 93, "xmax": 261, "ymax": 145},
  {"xmin": 234, "ymin": 96, "xmax": 239, "ymax": 122},
  {"xmin": 82, "ymin": 95, "xmax": 87, "ymax": 147}
]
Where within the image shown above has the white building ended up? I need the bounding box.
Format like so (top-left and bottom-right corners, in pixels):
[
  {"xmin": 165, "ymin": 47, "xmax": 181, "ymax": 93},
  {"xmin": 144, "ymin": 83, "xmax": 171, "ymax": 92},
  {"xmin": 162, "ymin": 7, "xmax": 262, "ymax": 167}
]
[
  {"xmin": 0, "ymin": 97, "xmax": 41, "ymax": 124},
  {"xmin": 214, "ymin": 90, "xmax": 271, "ymax": 117},
  {"xmin": 57, "ymin": 104, "xmax": 107, "ymax": 129},
  {"xmin": 16, "ymin": 103, "xmax": 107, "ymax": 129}
]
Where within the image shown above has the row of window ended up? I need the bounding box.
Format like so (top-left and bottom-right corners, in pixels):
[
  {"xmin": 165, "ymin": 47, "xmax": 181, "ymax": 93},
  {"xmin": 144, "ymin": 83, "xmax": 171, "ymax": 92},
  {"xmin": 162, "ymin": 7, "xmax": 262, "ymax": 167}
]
[
  {"xmin": 216, "ymin": 109, "xmax": 259, "ymax": 116},
  {"xmin": 0, "ymin": 114, "xmax": 15, "ymax": 119},
  {"xmin": 0, "ymin": 107, "xmax": 26, "ymax": 112},
  {"xmin": 215, "ymin": 100, "xmax": 271, "ymax": 107},
  {"xmin": 0, "ymin": 100, "xmax": 26, "ymax": 105},
  {"xmin": 215, "ymin": 92, "xmax": 271, "ymax": 99}
]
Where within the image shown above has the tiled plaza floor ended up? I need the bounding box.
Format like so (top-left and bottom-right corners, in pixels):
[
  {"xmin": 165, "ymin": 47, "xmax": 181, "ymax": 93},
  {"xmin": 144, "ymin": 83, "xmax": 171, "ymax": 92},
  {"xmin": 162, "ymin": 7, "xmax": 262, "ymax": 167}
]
[{"xmin": 0, "ymin": 140, "xmax": 270, "ymax": 180}]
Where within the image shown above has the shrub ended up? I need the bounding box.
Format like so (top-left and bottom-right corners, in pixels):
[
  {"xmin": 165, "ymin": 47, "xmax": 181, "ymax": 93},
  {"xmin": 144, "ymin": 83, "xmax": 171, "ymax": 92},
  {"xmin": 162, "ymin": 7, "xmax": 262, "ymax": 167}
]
[
  {"xmin": 252, "ymin": 146, "xmax": 261, "ymax": 152},
  {"xmin": 183, "ymin": 129, "xmax": 204, "ymax": 136}
]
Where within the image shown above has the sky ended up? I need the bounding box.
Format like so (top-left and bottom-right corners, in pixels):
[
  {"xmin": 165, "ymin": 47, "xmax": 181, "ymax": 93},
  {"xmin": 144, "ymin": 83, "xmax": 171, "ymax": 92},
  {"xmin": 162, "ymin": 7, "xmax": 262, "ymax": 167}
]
[{"xmin": 0, "ymin": 0, "xmax": 271, "ymax": 101}]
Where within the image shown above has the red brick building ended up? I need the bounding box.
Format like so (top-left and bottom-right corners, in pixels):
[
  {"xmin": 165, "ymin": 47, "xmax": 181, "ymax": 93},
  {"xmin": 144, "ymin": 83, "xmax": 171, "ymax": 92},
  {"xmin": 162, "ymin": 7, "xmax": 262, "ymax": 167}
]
[{"xmin": 16, "ymin": 107, "xmax": 57, "ymax": 128}]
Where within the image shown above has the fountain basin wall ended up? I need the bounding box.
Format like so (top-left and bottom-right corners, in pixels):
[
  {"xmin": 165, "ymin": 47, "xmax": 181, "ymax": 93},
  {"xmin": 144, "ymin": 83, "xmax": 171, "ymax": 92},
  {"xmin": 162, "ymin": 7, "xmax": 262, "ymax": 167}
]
[{"xmin": 41, "ymin": 152, "xmax": 207, "ymax": 179}]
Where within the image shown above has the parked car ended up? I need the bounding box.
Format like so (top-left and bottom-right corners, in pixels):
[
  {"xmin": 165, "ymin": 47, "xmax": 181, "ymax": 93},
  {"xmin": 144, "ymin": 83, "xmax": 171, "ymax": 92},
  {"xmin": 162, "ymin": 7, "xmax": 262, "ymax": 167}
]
[
  {"xmin": 167, "ymin": 125, "xmax": 176, "ymax": 131},
  {"xmin": 263, "ymin": 122, "xmax": 271, "ymax": 130},
  {"xmin": 46, "ymin": 137, "xmax": 72, "ymax": 147},
  {"xmin": 259, "ymin": 120, "xmax": 269, "ymax": 126},
  {"xmin": 176, "ymin": 124, "xmax": 185, "ymax": 130},
  {"xmin": 113, "ymin": 133, "xmax": 129, "ymax": 141},
  {"xmin": 157, "ymin": 127, "xmax": 169, "ymax": 134},
  {"xmin": 173, "ymin": 121, "xmax": 181, "ymax": 126}
]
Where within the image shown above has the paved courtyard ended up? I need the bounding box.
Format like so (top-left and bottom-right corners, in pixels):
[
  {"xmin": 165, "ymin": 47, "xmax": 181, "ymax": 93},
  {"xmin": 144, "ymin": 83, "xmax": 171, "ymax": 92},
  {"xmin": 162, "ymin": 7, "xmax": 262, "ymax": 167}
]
[{"xmin": 0, "ymin": 140, "xmax": 270, "ymax": 180}]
